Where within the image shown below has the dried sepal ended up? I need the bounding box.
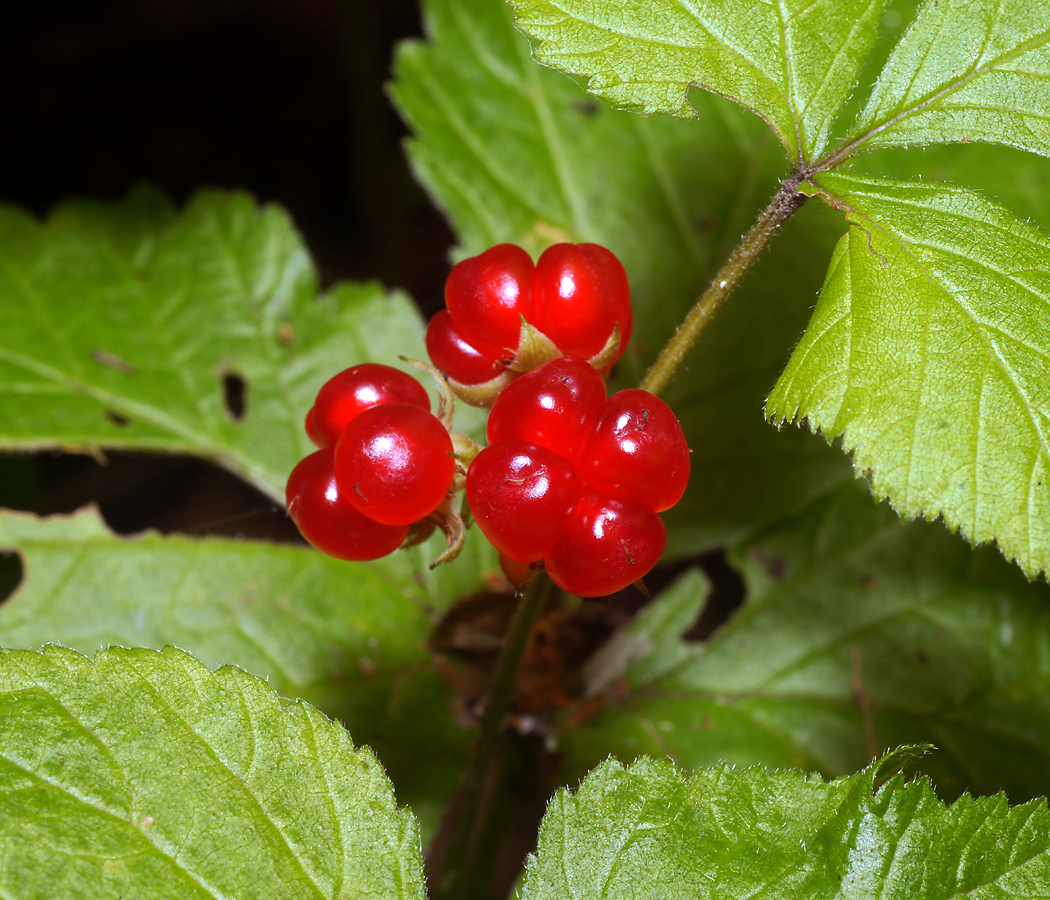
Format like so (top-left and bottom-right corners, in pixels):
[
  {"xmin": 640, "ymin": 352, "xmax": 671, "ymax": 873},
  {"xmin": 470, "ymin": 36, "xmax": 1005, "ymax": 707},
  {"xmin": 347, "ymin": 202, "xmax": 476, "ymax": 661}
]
[
  {"xmin": 400, "ymin": 355, "xmax": 457, "ymax": 428},
  {"xmin": 427, "ymin": 496, "xmax": 467, "ymax": 570},
  {"xmin": 586, "ymin": 323, "xmax": 623, "ymax": 373},
  {"xmin": 446, "ymin": 368, "xmax": 516, "ymax": 408},
  {"xmin": 508, "ymin": 318, "xmax": 563, "ymax": 373}
]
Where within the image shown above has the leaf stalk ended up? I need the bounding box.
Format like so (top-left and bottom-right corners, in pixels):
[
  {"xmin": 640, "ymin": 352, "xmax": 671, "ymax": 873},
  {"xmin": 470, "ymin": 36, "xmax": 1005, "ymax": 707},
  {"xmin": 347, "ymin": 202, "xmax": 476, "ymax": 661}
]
[
  {"xmin": 427, "ymin": 574, "xmax": 552, "ymax": 900},
  {"xmin": 639, "ymin": 174, "xmax": 809, "ymax": 397}
]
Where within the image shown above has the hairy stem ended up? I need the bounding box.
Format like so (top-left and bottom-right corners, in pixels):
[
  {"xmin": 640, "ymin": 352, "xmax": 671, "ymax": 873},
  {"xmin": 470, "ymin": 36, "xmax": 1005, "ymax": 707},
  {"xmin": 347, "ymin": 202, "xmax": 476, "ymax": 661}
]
[
  {"xmin": 429, "ymin": 574, "xmax": 552, "ymax": 900},
  {"xmin": 639, "ymin": 175, "xmax": 809, "ymax": 397}
]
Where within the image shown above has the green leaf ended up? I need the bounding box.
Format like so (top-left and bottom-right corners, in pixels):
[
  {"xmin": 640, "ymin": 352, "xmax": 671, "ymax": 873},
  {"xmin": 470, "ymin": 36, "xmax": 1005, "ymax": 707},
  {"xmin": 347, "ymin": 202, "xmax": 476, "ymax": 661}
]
[
  {"xmin": 509, "ymin": 0, "xmax": 890, "ymax": 162},
  {"xmin": 0, "ymin": 507, "xmax": 498, "ymax": 837},
  {"xmin": 0, "ymin": 187, "xmax": 451, "ymax": 502},
  {"xmin": 521, "ymin": 750, "xmax": 1050, "ymax": 900},
  {"xmin": 392, "ymin": 0, "xmax": 852, "ymax": 554},
  {"xmin": 768, "ymin": 172, "xmax": 1050, "ymax": 578},
  {"xmin": 847, "ymin": 0, "xmax": 1050, "ymax": 158},
  {"xmin": 0, "ymin": 644, "xmax": 425, "ymax": 900},
  {"xmin": 562, "ymin": 481, "xmax": 1050, "ymax": 802},
  {"xmin": 858, "ymin": 141, "xmax": 1050, "ymax": 233}
]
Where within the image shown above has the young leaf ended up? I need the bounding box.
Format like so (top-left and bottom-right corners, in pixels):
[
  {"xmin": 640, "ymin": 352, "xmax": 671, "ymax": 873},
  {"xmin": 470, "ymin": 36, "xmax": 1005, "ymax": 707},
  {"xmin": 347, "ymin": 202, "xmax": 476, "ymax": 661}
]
[
  {"xmin": 393, "ymin": 0, "xmax": 853, "ymax": 553},
  {"xmin": 0, "ymin": 507, "xmax": 496, "ymax": 837},
  {"xmin": 509, "ymin": 0, "xmax": 890, "ymax": 162},
  {"xmin": 844, "ymin": 0, "xmax": 1050, "ymax": 160},
  {"xmin": 562, "ymin": 481, "xmax": 1050, "ymax": 802},
  {"xmin": 768, "ymin": 172, "xmax": 1050, "ymax": 578},
  {"xmin": 0, "ymin": 188, "xmax": 442, "ymax": 502},
  {"xmin": 0, "ymin": 644, "xmax": 425, "ymax": 900},
  {"xmin": 521, "ymin": 751, "xmax": 1050, "ymax": 900}
]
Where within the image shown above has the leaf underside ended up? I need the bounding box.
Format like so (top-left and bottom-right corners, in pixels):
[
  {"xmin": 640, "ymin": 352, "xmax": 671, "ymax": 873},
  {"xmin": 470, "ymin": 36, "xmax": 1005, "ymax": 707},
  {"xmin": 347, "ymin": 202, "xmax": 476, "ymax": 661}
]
[
  {"xmin": 0, "ymin": 645, "xmax": 426, "ymax": 900},
  {"xmin": 521, "ymin": 750, "xmax": 1050, "ymax": 900},
  {"xmin": 768, "ymin": 172, "xmax": 1050, "ymax": 578}
]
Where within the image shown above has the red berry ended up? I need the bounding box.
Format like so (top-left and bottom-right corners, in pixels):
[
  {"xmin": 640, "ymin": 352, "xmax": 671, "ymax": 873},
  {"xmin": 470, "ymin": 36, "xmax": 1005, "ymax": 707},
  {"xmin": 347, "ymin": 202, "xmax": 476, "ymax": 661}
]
[
  {"xmin": 444, "ymin": 244, "xmax": 534, "ymax": 359},
  {"xmin": 487, "ymin": 357, "xmax": 607, "ymax": 465},
  {"xmin": 305, "ymin": 407, "xmax": 325, "ymax": 447},
  {"xmin": 425, "ymin": 310, "xmax": 507, "ymax": 386},
  {"xmin": 580, "ymin": 390, "xmax": 690, "ymax": 512},
  {"xmin": 532, "ymin": 243, "xmax": 632, "ymax": 361},
  {"xmin": 545, "ymin": 491, "xmax": 666, "ymax": 597},
  {"xmin": 466, "ymin": 441, "xmax": 581, "ymax": 563},
  {"xmin": 307, "ymin": 363, "xmax": 430, "ymax": 448},
  {"xmin": 334, "ymin": 402, "xmax": 455, "ymax": 526},
  {"xmin": 286, "ymin": 449, "xmax": 408, "ymax": 560},
  {"xmin": 499, "ymin": 554, "xmax": 544, "ymax": 589}
]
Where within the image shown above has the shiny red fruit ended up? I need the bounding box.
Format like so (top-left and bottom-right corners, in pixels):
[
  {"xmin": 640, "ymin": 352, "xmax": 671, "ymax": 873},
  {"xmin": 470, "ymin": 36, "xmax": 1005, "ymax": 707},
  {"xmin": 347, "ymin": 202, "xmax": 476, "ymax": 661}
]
[
  {"xmin": 545, "ymin": 491, "xmax": 666, "ymax": 598},
  {"xmin": 444, "ymin": 243, "xmax": 534, "ymax": 359},
  {"xmin": 425, "ymin": 310, "xmax": 507, "ymax": 386},
  {"xmin": 532, "ymin": 243, "xmax": 632, "ymax": 359},
  {"xmin": 286, "ymin": 449, "xmax": 408, "ymax": 560},
  {"xmin": 334, "ymin": 402, "xmax": 455, "ymax": 526},
  {"xmin": 486, "ymin": 357, "xmax": 607, "ymax": 465},
  {"xmin": 580, "ymin": 390, "xmax": 690, "ymax": 511},
  {"xmin": 307, "ymin": 363, "xmax": 430, "ymax": 448},
  {"xmin": 466, "ymin": 441, "xmax": 581, "ymax": 563}
]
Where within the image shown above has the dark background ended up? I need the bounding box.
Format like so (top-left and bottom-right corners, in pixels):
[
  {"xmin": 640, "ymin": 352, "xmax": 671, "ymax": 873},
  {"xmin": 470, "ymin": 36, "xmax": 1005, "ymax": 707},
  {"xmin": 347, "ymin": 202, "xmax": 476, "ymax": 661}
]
[{"xmin": 0, "ymin": 0, "xmax": 453, "ymax": 540}]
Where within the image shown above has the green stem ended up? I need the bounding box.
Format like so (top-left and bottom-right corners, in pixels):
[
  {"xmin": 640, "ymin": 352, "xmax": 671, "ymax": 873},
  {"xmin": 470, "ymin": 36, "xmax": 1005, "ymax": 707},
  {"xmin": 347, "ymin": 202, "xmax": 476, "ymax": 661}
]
[
  {"xmin": 429, "ymin": 574, "xmax": 552, "ymax": 900},
  {"xmin": 638, "ymin": 175, "xmax": 809, "ymax": 397}
]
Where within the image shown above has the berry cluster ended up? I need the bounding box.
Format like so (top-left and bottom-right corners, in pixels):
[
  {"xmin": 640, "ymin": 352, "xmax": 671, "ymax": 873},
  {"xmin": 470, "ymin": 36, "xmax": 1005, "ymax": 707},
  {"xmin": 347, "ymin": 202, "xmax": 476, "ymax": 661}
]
[
  {"xmin": 466, "ymin": 358, "xmax": 689, "ymax": 597},
  {"xmin": 426, "ymin": 243, "xmax": 632, "ymax": 406},
  {"xmin": 287, "ymin": 364, "xmax": 457, "ymax": 560},
  {"xmin": 286, "ymin": 241, "xmax": 690, "ymax": 597}
]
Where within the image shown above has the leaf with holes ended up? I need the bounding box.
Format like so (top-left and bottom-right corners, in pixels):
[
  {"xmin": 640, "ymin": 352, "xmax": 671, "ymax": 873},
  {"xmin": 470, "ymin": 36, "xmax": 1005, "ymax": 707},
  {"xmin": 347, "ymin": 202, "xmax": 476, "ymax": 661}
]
[
  {"xmin": 509, "ymin": 0, "xmax": 889, "ymax": 162},
  {"xmin": 520, "ymin": 749, "xmax": 1050, "ymax": 900},
  {"xmin": 767, "ymin": 173, "xmax": 1050, "ymax": 577},
  {"xmin": 562, "ymin": 482, "xmax": 1050, "ymax": 802},
  {"xmin": 0, "ymin": 644, "xmax": 425, "ymax": 900},
  {"xmin": 0, "ymin": 186, "xmax": 458, "ymax": 503},
  {"xmin": 0, "ymin": 507, "xmax": 499, "ymax": 837},
  {"xmin": 845, "ymin": 0, "xmax": 1050, "ymax": 159},
  {"xmin": 392, "ymin": 0, "xmax": 853, "ymax": 553}
]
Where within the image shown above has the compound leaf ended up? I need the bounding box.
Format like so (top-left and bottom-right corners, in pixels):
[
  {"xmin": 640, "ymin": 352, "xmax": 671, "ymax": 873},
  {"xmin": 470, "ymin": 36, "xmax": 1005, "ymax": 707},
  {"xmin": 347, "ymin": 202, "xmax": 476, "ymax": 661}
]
[
  {"xmin": 393, "ymin": 0, "xmax": 853, "ymax": 554},
  {"xmin": 521, "ymin": 751, "xmax": 1050, "ymax": 900},
  {"xmin": 0, "ymin": 507, "xmax": 498, "ymax": 837},
  {"xmin": 847, "ymin": 0, "xmax": 1050, "ymax": 158},
  {"xmin": 0, "ymin": 644, "xmax": 425, "ymax": 900},
  {"xmin": 0, "ymin": 187, "xmax": 446, "ymax": 503},
  {"xmin": 510, "ymin": 0, "xmax": 890, "ymax": 162},
  {"xmin": 563, "ymin": 481, "xmax": 1050, "ymax": 802},
  {"xmin": 768, "ymin": 172, "xmax": 1050, "ymax": 578}
]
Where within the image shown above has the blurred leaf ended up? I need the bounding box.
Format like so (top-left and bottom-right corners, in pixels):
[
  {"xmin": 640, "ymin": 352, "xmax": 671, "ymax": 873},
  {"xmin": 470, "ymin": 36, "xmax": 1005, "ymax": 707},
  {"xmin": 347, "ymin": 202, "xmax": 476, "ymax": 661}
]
[
  {"xmin": 0, "ymin": 187, "xmax": 451, "ymax": 502},
  {"xmin": 392, "ymin": 0, "xmax": 853, "ymax": 554},
  {"xmin": 521, "ymin": 750, "xmax": 1050, "ymax": 900},
  {"xmin": 768, "ymin": 173, "xmax": 1050, "ymax": 577},
  {"xmin": 393, "ymin": 0, "xmax": 782, "ymax": 367},
  {"xmin": 509, "ymin": 0, "xmax": 889, "ymax": 162},
  {"xmin": 563, "ymin": 481, "xmax": 1050, "ymax": 802},
  {"xmin": 0, "ymin": 507, "xmax": 500, "ymax": 837},
  {"xmin": 0, "ymin": 644, "xmax": 425, "ymax": 900},
  {"xmin": 847, "ymin": 0, "xmax": 1050, "ymax": 158}
]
